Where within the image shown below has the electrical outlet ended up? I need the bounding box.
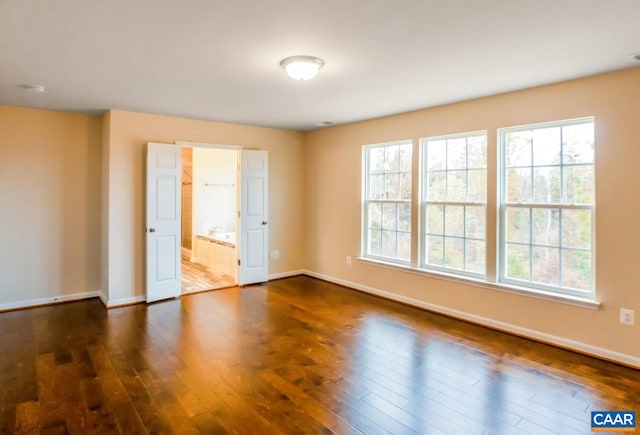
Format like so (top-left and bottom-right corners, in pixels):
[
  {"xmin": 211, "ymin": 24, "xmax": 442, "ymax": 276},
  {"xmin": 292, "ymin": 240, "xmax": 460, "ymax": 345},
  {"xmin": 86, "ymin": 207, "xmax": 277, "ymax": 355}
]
[
  {"xmin": 620, "ymin": 308, "xmax": 635, "ymax": 326},
  {"xmin": 346, "ymin": 256, "xmax": 352, "ymax": 266},
  {"xmin": 270, "ymin": 250, "xmax": 280, "ymax": 260}
]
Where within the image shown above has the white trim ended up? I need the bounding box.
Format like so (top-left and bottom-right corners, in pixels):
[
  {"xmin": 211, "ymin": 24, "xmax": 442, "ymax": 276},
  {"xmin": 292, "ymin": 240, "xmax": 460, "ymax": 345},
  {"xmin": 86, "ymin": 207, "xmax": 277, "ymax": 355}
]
[
  {"xmin": 98, "ymin": 291, "xmax": 108, "ymax": 307},
  {"xmin": 0, "ymin": 291, "xmax": 103, "ymax": 312},
  {"xmin": 301, "ymin": 270, "xmax": 638, "ymax": 369},
  {"xmin": 269, "ymin": 270, "xmax": 305, "ymax": 280},
  {"xmin": 104, "ymin": 295, "xmax": 146, "ymax": 308}
]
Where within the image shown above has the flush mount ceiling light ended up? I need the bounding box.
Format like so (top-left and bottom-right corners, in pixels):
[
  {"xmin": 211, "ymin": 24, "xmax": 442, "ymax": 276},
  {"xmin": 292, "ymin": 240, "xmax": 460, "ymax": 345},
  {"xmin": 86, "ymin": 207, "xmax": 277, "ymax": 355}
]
[{"xmin": 280, "ymin": 55, "xmax": 324, "ymax": 80}]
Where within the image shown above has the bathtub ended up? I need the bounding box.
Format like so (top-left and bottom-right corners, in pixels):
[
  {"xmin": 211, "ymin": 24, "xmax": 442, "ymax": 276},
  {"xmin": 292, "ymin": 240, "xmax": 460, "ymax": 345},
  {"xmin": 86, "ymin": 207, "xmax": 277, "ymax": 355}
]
[{"xmin": 199, "ymin": 231, "xmax": 236, "ymax": 247}]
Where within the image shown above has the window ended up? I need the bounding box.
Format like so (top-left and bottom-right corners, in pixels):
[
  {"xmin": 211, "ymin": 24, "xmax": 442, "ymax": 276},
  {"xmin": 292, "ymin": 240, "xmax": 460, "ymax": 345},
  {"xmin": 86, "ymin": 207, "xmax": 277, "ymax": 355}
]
[
  {"xmin": 499, "ymin": 118, "xmax": 595, "ymax": 296},
  {"xmin": 362, "ymin": 141, "xmax": 412, "ymax": 263},
  {"xmin": 360, "ymin": 117, "xmax": 596, "ymax": 303},
  {"xmin": 421, "ymin": 132, "xmax": 487, "ymax": 275}
]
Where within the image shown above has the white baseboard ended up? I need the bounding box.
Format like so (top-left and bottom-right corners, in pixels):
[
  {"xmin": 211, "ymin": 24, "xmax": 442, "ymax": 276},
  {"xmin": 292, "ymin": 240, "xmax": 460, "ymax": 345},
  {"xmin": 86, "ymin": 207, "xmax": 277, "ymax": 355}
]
[
  {"xmin": 302, "ymin": 270, "xmax": 640, "ymax": 369},
  {"xmin": 98, "ymin": 291, "xmax": 108, "ymax": 307},
  {"xmin": 269, "ymin": 270, "xmax": 305, "ymax": 280},
  {"xmin": 0, "ymin": 290, "xmax": 103, "ymax": 312},
  {"xmin": 104, "ymin": 295, "xmax": 146, "ymax": 308}
]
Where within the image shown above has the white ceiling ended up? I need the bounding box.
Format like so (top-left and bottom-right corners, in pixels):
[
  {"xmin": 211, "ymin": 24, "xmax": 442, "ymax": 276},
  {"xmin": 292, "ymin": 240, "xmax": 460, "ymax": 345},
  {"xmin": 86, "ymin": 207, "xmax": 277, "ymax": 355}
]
[{"xmin": 1, "ymin": 0, "xmax": 639, "ymax": 131}]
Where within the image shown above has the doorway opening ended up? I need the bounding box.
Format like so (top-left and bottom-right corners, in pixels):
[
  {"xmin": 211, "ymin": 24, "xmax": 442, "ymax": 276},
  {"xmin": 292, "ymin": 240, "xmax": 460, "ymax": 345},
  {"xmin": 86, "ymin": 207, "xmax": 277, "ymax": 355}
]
[
  {"xmin": 180, "ymin": 146, "xmax": 238, "ymax": 293},
  {"xmin": 146, "ymin": 142, "xmax": 268, "ymax": 303}
]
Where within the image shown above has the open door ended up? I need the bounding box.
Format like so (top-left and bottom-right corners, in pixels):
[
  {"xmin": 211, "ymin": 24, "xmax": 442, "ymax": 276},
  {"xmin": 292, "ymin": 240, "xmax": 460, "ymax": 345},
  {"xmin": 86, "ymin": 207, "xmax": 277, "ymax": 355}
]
[
  {"xmin": 146, "ymin": 142, "xmax": 182, "ymax": 302},
  {"xmin": 238, "ymin": 150, "xmax": 269, "ymax": 285}
]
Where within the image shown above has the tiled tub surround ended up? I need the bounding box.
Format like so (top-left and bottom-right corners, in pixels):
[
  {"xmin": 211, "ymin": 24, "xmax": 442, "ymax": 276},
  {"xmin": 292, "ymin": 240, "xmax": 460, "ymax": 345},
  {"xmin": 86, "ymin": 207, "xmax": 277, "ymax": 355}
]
[{"xmin": 194, "ymin": 234, "xmax": 236, "ymax": 280}]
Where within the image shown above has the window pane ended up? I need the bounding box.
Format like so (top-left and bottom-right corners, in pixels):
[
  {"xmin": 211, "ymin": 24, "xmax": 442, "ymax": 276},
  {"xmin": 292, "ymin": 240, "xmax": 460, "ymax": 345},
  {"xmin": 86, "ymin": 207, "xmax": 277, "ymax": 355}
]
[
  {"xmin": 465, "ymin": 239, "xmax": 485, "ymax": 274},
  {"xmin": 505, "ymin": 130, "xmax": 532, "ymax": 167},
  {"xmin": 382, "ymin": 203, "xmax": 397, "ymax": 230},
  {"xmin": 468, "ymin": 169, "xmax": 486, "ymax": 201},
  {"xmin": 506, "ymin": 243, "xmax": 530, "ymax": 280},
  {"xmin": 427, "ymin": 204, "xmax": 444, "ymax": 235},
  {"xmin": 532, "ymin": 127, "xmax": 561, "ymax": 166},
  {"xmin": 532, "ymin": 246, "xmax": 560, "ymax": 286},
  {"xmin": 447, "ymin": 170, "xmax": 467, "ymax": 201},
  {"xmin": 399, "ymin": 173, "xmax": 411, "ymax": 201},
  {"xmin": 564, "ymin": 165, "xmax": 594, "ymax": 204},
  {"xmin": 364, "ymin": 141, "xmax": 412, "ymax": 264},
  {"xmin": 467, "ymin": 136, "xmax": 487, "ymax": 169},
  {"xmin": 506, "ymin": 168, "xmax": 532, "ymax": 202},
  {"xmin": 381, "ymin": 230, "xmax": 397, "ymax": 258},
  {"xmin": 384, "ymin": 145, "xmax": 399, "ymax": 172},
  {"xmin": 427, "ymin": 172, "xmax": 445, "ymax": 201},
  {"xmin": 369, "ymin": 147, "xmax": 385, "ymax": 172},
  {"xmin": 369, "ymin": 174, "xmax": 384, "ymax": 200},
  {"xmin": 444, "ymin": 205, "xmax": 464, "ymax": 237},
  {"xmin": 369, "ymin": 229, "xmax": 382, "ymax": 256},
  {"xmin": 532, "ymin": 208, "xmax": 559, "ymax": 246},
  {"xmin": 399, "ymin": 144, "xmax": 412, "ymax": 172},
  {"xmin": 427, "ymin": 140, "xmax": 446, "ymax": 170},
  {"xmin": 505, "ymin": 207, "xmax": 530, "ymax": 243},
  {"xmin": 385, "ymin": 173, "xmax": 399, "ymax": 199},
  {"xmin": 447, "ymin": 138, "xmax": 467, "ymax": 170},
  {"xmin": 500, "ymin": 119, "xmax": 594, "ymax": 294},
  {"xmin": 562, "ymin": 123, "xmax": 594, "ymax": 164},
  {"xmin": 444, "ymin": 237, "xmax": 464, "ymax": 269},
  {"xmin": 533, "ymin": 166, "xmax": 561, "ymax": 203},
  {"xmin": 368, "ymin": 202, "xmax": 382, "ymax": 229},
  {"xmin": 561, "ymin": 249, "xmax": 592, "ymax": 291},
  {"xmin": 398, "ymin": 203, "xmax": 411, "ymax": 232},
  {"xmin": 562, "ymin": 209, "xmax": 591, "ymax": 249},
  {"xmin": 426, "ymin": 235, "xmax": 444, "ymax": 266},
  {"xmin": 398, "ymin": 232, "xmax": 411, "ymax": 261},
  {"xmin": 421, "ymin": 132, "xmax": 487, "ymax": 275},
  {"xmin": 466, "ymin": 205, "xmax": 485, "ymax": 239}
]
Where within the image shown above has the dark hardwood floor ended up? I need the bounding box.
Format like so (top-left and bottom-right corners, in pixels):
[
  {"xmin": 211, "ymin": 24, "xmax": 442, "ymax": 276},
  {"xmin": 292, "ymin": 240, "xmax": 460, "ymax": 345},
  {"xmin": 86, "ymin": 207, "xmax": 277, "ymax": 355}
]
[{"xmin": 1, "ymin": 275, "xmax": 638, "ymax": 434}]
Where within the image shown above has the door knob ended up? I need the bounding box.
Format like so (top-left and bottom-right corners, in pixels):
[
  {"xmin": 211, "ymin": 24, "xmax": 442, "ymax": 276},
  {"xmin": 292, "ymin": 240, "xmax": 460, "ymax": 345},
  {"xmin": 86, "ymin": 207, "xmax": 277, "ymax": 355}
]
[
  {"xmin": 149, "ymin": 228, "xmax": 156, "ymax": 233},
  {"xmin": 262, "ymin": 221, "xmax": 268, "ymax": 225}
]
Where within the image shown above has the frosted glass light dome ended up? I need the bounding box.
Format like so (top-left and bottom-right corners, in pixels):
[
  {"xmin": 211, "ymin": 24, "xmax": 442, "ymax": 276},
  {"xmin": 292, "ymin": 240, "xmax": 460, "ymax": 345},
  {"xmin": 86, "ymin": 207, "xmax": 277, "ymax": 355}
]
[{"xmin": 280, "ymin": 56, "xmax": 324, "ymax": 80}]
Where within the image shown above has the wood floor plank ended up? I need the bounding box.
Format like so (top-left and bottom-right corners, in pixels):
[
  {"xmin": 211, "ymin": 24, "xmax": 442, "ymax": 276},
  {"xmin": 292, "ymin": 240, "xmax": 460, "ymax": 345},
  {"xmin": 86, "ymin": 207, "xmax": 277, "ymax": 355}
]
[
  {"xmin": 86, "ymin": 345, "xmax": 147, "ymax": 434},
  {"xmin": 35, "ymin": 353, "xmax": 68, "ymax": 433},
  {"xmin": 0, "ymin": 277, "xmax": 638, "ymax": 434},
  {"xmin": 182, "ymin": 255, "xmax": 235, "ymax": 293},
  {"xmin": 259, "ymin": 368, "xmax": 362, "ymax": 435},
  {"xmin": 14, "ymin": 400, "xmax": 40, "ymax": 435}
]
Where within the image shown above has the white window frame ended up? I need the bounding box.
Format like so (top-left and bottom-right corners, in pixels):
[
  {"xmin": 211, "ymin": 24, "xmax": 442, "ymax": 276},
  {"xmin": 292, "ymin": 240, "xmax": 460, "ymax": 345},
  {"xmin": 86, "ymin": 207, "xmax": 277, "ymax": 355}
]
[
  {"xmin": 498, "ymin": 117, "xmax": 595, "ymax": 298},
  {"xmin": 362, "ymin": 140, "xmax": 412, "ymax": 265},
  {"xmin": 419, "ymin": 131, "xmax": 488, "ymax": 278}
]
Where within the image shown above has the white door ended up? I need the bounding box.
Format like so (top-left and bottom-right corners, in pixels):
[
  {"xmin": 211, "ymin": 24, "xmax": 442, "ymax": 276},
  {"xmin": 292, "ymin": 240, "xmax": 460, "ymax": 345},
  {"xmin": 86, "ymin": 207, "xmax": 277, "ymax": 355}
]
[
  {"xmin": 238, "ymin": 150, "xmax": 269, "ymax": 285},
  {"xmin": 146, "ymin": 142, "xmax": 182, "ymax": 302}
]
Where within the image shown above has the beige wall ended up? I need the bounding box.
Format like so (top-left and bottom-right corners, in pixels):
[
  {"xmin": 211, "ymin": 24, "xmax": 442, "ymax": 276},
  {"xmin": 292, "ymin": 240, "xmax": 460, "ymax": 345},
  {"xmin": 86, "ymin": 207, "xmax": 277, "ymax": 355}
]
[
  {"xmin": 105, "ymin": 110, "xmax": 305, "ymax": 303},
  {"xmin": 304, "ymin": 66, "xmax": 640, "ymax": 361},
  {"xmin": 1, "ymin": 67, "xmax": 638, "ymax": 365},
  {"xmin": 0, "ymin": 106, "xmax": 102, "ymax": 307}
]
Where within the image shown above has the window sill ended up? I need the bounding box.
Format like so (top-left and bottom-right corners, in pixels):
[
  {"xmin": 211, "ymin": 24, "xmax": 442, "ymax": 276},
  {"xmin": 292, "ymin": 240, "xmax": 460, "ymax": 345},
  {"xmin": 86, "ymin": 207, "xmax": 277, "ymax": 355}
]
[{"xmin": 357, "ymin": 257, "xmax": 601, "ymax": 310}]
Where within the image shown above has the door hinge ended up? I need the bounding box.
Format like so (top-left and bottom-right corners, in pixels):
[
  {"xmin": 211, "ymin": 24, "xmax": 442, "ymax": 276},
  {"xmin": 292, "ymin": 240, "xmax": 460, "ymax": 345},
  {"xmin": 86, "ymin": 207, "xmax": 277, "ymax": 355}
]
[{"xmin": 237, "ymin": 259, "xmax": 241, "ymax": 266}]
